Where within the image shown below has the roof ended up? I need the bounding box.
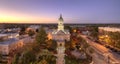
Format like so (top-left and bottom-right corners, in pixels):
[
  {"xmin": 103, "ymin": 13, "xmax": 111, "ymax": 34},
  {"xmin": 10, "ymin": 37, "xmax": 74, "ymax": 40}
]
[
  {"xmin": 0, "ymin": 34, "xmax": 7, "ymax": 37},
  {"xmin": 59, "ymin": 14, "xmax": 63, "ymax": 21},
  {"xmin": 56, "ymin": 30, "xmax": 65, "ymax": 34},
  {"xmin": 0, "ymin": 38, "xmax": 18, "ymax": 45},
  {"xmin": 52, "ymin": 29, "xmax": 70, "ymax": 34}
]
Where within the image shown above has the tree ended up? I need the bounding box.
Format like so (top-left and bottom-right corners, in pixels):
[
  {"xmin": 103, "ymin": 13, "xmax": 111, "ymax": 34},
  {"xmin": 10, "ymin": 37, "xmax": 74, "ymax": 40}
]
[
  {"xmin": 77, "ymin": 36, "xmax": 90, "ymax": 52},
  {"xmin": 21, "ymin": 51, "xmax": 36, "ymax": 64},
  {"xmin": 49, "ymin": 40, "xmax": 57, "ymax": 50},
  {"xmin": 36, "ymin": 29, "xmax": 39, "ymax": 33},
  {"xmin": 19, "ymin": 26, "xmax": 27, "ymax": 35},
  {"xmin": 35, "ymin": 27, "xmax": 48, "ymax": 45},
  {"xmin": 47, "ymin": 39, "xmax": 57, "ymax": 51},
  {"xmin": 108, "ymin": 32, "xmax": 120, "ymax": 48},
  {"xmin": 65, "ymin": 26, "xmax": 72, "ymax": 34},
  {"xmin": 0, "ymin": 53, "xmax": 2, "ymax": 62},
  {"xmin": 31, "ymin": 43, "xmax": 41, "ymax": 53},
  {"xmin": 21, "ymin": 27, "xmax": 26, "ymax": 32},
  {"xmin": 65, "ymin": 40, "xmax": 71, "ymax": 49},
  {"xmin": 12, "ymin": 53, "xmax": 20, "ymax": 64},
  {"xmin": 28, "ymin": 30, "xmax": 35, "ymax": 37},
  {"xmin": 90, "ymin": 26, "xmax": 98, "ymax": 40},
  {"xmin": 38, "ymin": 59, "xmax": 48, "ymax": 64}
]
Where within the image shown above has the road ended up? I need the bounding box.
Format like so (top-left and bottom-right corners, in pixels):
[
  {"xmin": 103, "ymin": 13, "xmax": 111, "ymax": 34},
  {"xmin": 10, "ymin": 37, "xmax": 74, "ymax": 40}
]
[{"xmin": 80, "ymin": 34, "xmax": 120, "ymax": 64}]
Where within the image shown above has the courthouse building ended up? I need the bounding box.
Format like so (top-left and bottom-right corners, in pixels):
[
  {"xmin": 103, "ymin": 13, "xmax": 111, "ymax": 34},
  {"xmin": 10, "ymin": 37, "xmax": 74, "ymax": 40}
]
[
  {"xmin": 47, "ymin": 14, "xmax": 70, "ymax": 47},
  {"xmin": 49, "ymin": 14, "xmax": 70, "ymax": 41}
]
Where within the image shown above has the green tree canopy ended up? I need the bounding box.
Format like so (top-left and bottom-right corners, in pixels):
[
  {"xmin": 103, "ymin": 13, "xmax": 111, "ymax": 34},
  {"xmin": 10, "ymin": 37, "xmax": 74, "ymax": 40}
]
[
  {"xmin": 12, "ymin": 53, "xmax": 20, "ymax": 64},
  {"xmin": 90, "ymin": 26, "xmax": 98, "ymax": 40},
  {"xmin": 0, "ymin": 53, "xmax": 2, "ymax": 62},
  {"xmin": 21, "ymin": 51, "xmax": 36, "ymax": 64},
  {"xmin": 108, "ymin": 32, "xmax": 120, "ymax": 48},
  {"xmin": 35, "ymin": 27, "xmax": 48, "ymax": 45},
  {"xmin": 28, "ymin": 30, "xmax": 35, "ymax": 37}
]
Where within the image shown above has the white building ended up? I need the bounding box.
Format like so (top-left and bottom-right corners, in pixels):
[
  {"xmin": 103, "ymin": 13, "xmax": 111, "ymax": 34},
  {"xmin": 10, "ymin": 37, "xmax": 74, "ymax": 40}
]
[
  {"xmin": 0, "ymin": 33, "xmax": 19, "ymax": 44},
  {"xmin": 99, "ymin": 27, "xmax": 120, "ymax": 32},
  {"xmin": 0, "ymin": 33, "xmax": 19, "ymax": 39},
  {"xmin": 0, "ymin": 38, "xmax": 23, "ymax": 55},
  {"xmin": 51, "ymin": 14, "xmax": 70, "ymax": 41},
  {"xmin": 47, "ymin": 14, "xmax": 70, "ymax": 47},
  {"xmin": 53, "ymin": 14, "xmax": 68, "ymax": 64}
]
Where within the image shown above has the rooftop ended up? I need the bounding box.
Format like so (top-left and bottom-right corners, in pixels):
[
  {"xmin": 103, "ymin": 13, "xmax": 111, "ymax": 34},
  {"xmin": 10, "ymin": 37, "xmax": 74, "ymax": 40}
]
[
  {"xmin": 0, "ymin": 38, "xmax": 18, "ymax": 45},
  {"xmin": 0, "ymin": 34, "xmax": 7, "ymax": 37},
  {"xmin": 52, "ymin": 29, "xmax": 70, "ymax": 34}
]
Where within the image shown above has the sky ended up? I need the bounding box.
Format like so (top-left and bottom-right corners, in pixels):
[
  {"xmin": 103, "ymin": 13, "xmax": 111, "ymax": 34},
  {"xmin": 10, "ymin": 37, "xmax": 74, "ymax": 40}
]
[{"xmin": 0, "ymin": 0, "xmax": 120, "ymax": 23}]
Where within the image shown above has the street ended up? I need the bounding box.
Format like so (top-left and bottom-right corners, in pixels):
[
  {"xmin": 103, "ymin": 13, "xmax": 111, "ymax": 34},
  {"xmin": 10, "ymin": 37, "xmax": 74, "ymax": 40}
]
[{"xmin": 80, "ymin": 34, "xmax": 120, "ymax": 64}]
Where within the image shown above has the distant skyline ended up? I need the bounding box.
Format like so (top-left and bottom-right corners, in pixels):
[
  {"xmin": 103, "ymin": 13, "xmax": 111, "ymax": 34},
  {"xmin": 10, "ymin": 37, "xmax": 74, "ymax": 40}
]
[{"xmin": 0, "ymin": 0, "xmax": 120, "ymax": 23}]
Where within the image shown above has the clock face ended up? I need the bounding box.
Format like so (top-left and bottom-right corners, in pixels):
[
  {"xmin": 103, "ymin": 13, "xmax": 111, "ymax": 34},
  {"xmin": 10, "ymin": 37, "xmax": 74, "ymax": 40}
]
[{"xmin": 60, "ymin": 22, "xmax": 62, "ymax": 24}]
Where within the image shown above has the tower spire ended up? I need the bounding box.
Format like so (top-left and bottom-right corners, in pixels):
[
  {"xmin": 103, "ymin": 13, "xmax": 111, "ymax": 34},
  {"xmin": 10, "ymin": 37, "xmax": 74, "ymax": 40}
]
[
  {"xmin": 58, "ymin": 14, "xmax": 64, "ymax": 31},
  {"xmin": 59, "ymin": 14, "xmax": 63, "ymax": 21}
]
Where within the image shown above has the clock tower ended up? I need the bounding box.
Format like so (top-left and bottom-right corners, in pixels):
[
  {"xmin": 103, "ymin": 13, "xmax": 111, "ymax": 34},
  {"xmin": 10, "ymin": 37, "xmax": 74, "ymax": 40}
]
[{"xmin": 58, "ymin": 14, "xmax": 64, "ymax": 31}]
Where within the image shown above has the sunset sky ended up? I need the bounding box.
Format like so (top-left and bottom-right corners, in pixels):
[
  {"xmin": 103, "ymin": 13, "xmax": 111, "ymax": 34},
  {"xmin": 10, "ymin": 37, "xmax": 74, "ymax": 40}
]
[{"xmin": 0, "ymin": 0, "xmax": 120, "ymax": 23}]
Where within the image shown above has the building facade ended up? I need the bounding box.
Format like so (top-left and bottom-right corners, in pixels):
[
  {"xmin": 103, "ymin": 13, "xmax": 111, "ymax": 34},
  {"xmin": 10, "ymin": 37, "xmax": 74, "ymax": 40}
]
[
  {"xmin": 0, "ymin": 38, "xmax": 23, "ymax": 55},
  {"xmin": 51, "ymin": 14, "xmax": 70, "ymax": 41},
  {"xmin": 99, "ymin": 27, "xmax": 120, "ymax": 33},
  {"xmin": 98, "ymin": 27, "xmax": 120, "ymax": 45}
]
